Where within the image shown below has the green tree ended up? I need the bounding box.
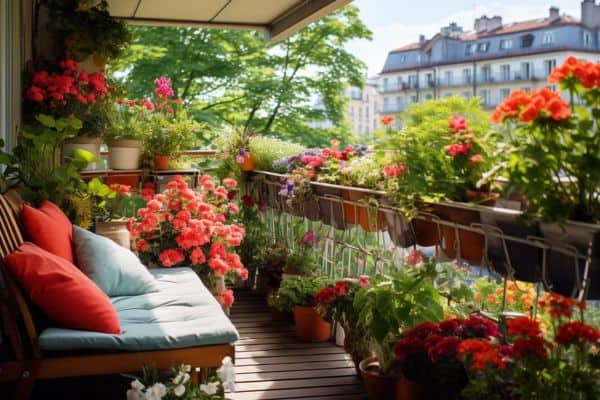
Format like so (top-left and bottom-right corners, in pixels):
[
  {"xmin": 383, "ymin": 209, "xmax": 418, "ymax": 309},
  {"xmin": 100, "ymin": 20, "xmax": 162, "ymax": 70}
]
[{"xmin": 109, "ymin": 5, "xmax": 371, "ymax": 147}]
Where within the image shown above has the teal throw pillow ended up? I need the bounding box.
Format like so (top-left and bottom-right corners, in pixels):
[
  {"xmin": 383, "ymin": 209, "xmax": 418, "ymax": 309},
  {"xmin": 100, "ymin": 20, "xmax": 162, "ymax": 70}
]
[{"xmin": 73, "ymin": 225, "xmax": 159, "ymax": 297}]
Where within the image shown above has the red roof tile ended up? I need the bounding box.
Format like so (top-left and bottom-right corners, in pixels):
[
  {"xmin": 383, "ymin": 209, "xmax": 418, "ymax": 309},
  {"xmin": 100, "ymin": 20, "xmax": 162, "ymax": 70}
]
[{"xmin": 475, "ymin": 15, "xmax": 579, "ymax": 37}]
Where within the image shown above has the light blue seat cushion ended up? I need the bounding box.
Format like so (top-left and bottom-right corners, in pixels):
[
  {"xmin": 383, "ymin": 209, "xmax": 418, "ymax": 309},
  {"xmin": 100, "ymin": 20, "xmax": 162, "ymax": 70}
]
[
  {"xmin": 72, "ymin": 225, "xmax": 159, "ymax": 297},
  {"xmin": 38, "ymin": 267, "xmax": 239, "ymax": 351}
]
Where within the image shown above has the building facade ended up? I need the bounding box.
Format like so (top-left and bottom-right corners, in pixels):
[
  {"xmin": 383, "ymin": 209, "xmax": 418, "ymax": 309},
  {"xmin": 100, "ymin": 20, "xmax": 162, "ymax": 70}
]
[
  {"xmin": 309, "ymin": 79, "xmax": 380, "ymax": 138},
  {"xmin": 379, "ymin": 2, "xmax": 600, "ymax": 118}
]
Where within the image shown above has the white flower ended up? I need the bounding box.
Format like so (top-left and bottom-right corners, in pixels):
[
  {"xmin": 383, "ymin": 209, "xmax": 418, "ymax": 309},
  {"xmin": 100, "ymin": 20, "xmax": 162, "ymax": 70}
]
[
  {"xmin": 131, "ymin": 380, "xmax": 145, "ymax": 391},
  {"xmin": 173, "ymin": 384, "xmax": 186, "ymax": 397},
  {"xmin": 144, "ymin": 383, "xmax": 167, "ymax": 400},
  {"xmin": 217, "ymin": 356, "xmax": 236, "ymax": 392},
  {"xmin": 173, "ymin": 371, "xmax": 191, "ymax": 386},
  {"xmin": 126, "ymin": 388, "xmax": 144, "ymax": 400},
  {"xmin": 199, "ymin": 382, "xmax": 219, "ymax": 395},
  {"xmin": 182, "ymin": 365, "xmax": 191, "ymax": 373}
]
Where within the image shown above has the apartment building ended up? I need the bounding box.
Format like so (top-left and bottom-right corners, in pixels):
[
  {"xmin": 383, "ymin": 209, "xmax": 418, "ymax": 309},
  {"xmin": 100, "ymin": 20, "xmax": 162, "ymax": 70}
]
[
  {"xmin": 379, "ymin": 1, "xmax": 600, "ymax": 118},
  {"xmin": 310, "ymin": 78, "xmax": 380, "ymax": 138}
]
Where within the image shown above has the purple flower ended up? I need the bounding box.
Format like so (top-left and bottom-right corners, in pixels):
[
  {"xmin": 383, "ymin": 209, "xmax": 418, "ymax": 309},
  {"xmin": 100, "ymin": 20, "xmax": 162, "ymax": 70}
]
[
  {"xmin": 279, "ymin": 180, "xmax": 294, "ymax": 197},
  {"xmin": 300, "ymin": 230, "xmax": 316, "ymax": 246}
]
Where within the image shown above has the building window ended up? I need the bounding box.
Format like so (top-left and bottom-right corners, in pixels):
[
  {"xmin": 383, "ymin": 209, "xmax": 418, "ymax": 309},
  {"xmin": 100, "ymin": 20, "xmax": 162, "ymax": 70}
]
[
  {"xmin": 463, "ymin": 68, "xmax": 472, "ymax": 84},
  {"xmin": 481, "ymin": 65, "xmax": 492, "ymax": 82},
  {"xmin": 501, "ymin": 64, "xmax": 511, "ymax": 81},
  {"xmin": 479, "ymin": 90, "xmax": 490, "ymax": 106},
  {"xmin": 477, "ymin": 42, "xmax": 490, "ymax": 52},
  {"xmin": 544, "ymin": 59, "xmax": 557, "ymax": 76},
  {"xmin": 399, "ymin": 55, "xmax": 407, "ymax": 63},
  {"xmin": 410, "ymin": 95, "xmax": 418, "ymax": 103},
  {"xmin": 462, "ymin": 91, "xmax": 472, "ymax": 100},
  {"xmin": 465, "ymin": 43, "xmax": 475, "ymax": 55},
  {"xmin": 500, "ymin": 88, "xmax": 511, "ymax": 100},
  {"xmin": 445, "ymin": 70, "xmax": 453, "ymax": 85},
  {"xmin": 542, "ymin": 31, "xmax": 554, "ymax": 45},
  {"xmin": 584, "ymin": 31, "xmax": 592, "ymax": 48},
  {"xmin": 383, "ymin": 98, "xmax": 389, "ymax": 111},
  {"xmin": 382, "ymin": 78, "xmax": 389, "ymax": 91},
  {"xmin": 522, "ymin": 62, "xmax": 533, "ymax": 79},
  {"xmin": 522, "ymin": 87, "xmax": 531, "ymax": 93},
  {"xmin": 396, "ymin": 76, "xmax": 402, "ymax": 89},
  {"xmin": 408, "ymin": 75, "xmax": 417, "ymax": 89},
  {"xmin": 521, "ymin": 34, "xmax": 534, "ymax": 48},
  {"xmin": 396, "ymin": 96, "xmax": 403, "ymax": 110},
  {"xmin": 499, "ymin": 39, "xmax": 513, "ymax": 50}
]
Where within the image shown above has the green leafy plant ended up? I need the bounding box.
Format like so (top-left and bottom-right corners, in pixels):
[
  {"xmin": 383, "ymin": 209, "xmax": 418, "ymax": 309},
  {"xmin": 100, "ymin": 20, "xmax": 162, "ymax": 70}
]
[
  {"xmin": 267, "ymin": 276, "xmax": 329, "ymax": 312},
  {"xmin": 44, "ymin": 0, "xmax": 131, "ymax": 62},
  {"xmin": 1, "ymin": 114, "xmax": 95, "ymax": 207},
  {"xmin": 353, "ymin": 267, "xmax": 444, "ymax": 375},
  {"xmin": 248, "ymin": 136, "xmax": 305, "ymax": 172},
  {"xmin": 105, "ymin": 100, "xmax": 153, "ymax": 142},
  {"xmin": 145, "ymin": 109, "xmax": 201, "ymax": 157},
  {"xmin": 380, "ymin": 97, "xmax": 496, "ymax": 218}
]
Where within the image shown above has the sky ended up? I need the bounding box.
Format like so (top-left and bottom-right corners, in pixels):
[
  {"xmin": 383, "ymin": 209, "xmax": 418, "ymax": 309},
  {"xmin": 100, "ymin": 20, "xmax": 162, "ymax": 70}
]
[{"xmin": 346, "ymin": 0, "xmax": 581, "ymax": 76}]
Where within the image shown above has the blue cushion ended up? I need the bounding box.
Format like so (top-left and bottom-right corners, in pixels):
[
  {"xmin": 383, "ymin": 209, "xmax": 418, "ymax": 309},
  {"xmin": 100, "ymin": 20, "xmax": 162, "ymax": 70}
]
[
  {"xmin": 38, "ymin": 267, "xmax": 239, "ymax": 351},
  {"xmin": 72, "ymin": 225, "xmax": 158, "ymax": 297}
]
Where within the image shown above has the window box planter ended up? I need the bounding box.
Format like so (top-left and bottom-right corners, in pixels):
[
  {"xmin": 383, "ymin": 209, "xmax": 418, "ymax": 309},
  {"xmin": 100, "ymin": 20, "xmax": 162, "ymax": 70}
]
[{"xmin": 313, "ymin": 183, "xmax": 346, "ymax": 229}]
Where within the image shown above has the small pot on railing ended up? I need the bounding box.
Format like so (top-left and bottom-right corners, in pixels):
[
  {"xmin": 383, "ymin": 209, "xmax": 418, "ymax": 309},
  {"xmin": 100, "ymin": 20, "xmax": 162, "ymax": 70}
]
[
  {"xmin": 342, "ymin": 189, "xmax": 387, "ymax": 232},
  {"xmin": 240, "ymin": 153, "xmax": 256, "ymax": 172},
  {"xmin": 153, "ymin": 155, "xmax": 170, "ymax": 170}
]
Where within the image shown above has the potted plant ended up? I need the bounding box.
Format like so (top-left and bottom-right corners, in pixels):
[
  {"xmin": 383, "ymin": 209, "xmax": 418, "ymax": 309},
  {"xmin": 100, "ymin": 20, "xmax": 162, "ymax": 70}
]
[
  {"xmin": 394, "ymin": 315, "xmax": 499, "ymax": 400},
  {"xmin": 267, "ymin": 276, "xmax": 331, "ymax": 342},
  {"xmin": 105, "ymin": 98, "xmax": 152, "ymax": 170},
  {"xmin": 127, "ymin": 174, "xmax": 247, "ymax": 310},
  {"xmin": 44, "ymin": 0, "xmax": 130, "ymax": 68},
  {"xmin": 24, "ymin": 59, "xmax": 110, "ymax": 170},
  {"xmin": 492, "ymin": 56, "xmax": 600, "ymax": 297},
  {"xmin": 381, "ymin": 98, "xmax": 497, "ymax": 262},
  {"xmin": 460, "ymin": 294, "xmax": 600, "ymax": 399},
  {"xmin": 353, "ymin": 266, "xmax": 444, "ymax": 400},
  {"xmin": 282, "ymin": 230, "xmax": 318, "ymax": 279},
  {"xmin": 315, "ymin": 277, "xmax": 372, "ymax": 373},
  {"xmin": 146, "ymin": 111, "xmax": 200, "ymax": 170}
]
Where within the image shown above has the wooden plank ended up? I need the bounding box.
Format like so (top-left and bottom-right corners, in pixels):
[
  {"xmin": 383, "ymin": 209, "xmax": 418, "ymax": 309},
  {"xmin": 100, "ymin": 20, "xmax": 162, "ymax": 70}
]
[
  {"xmin": 284, "ymin": 395, "xmax": 367, "ymax": 400},
  {"xmin": 234, "ymin": 353, "xmax": 352, "ymax": 367},
  {"xmin": 235, "ymin": 360, "xmax": 355, "ymax": 374},
  {"xmin": 236, "ymin": 366, "xmax": 358, "ymax": 382},
  {"xmin": 227, "ymin": 384, "xmax": 366, "ymax": 400},
  {"xmin": 235, "ymin": 375, "xmax": 362, "ymax": 392},
  {"xmin": 236, "ymin": 346, "xmax": 345, "ymax": 359},
  {"xmin": 236, "ymin": 325, "xmax": 296, "ymax": 334},
  {"xmin": 236, "ymin": 341, "xmax": 335, "ymax": 352}
]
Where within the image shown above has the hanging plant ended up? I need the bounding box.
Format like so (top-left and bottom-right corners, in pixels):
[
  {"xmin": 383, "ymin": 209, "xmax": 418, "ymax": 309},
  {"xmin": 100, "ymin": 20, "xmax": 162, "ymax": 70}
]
[{"xmin": 43, "ymin": 0, "xmax": 131, "ymax": 62}]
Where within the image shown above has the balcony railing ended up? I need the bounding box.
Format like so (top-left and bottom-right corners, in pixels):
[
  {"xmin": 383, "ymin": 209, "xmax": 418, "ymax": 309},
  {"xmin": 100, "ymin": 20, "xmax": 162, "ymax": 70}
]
[
  {"xmin": 437, "ymin": 72, "xmax": 541, "ymax": 87},
  {"xmin": 253, "ymin": 171, "xmax": 598, "ymax": 299},
  {"xmin": 379, "ymin": 82, "xmax": 419, "ymax": 93}
]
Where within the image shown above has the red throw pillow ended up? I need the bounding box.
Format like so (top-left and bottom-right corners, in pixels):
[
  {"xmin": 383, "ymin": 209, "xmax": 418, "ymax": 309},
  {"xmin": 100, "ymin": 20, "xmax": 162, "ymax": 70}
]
[
  {"xmin": 4, "ymin": 242, "xmax": 121, "ymax": 334},
  {"xmin": 21, "ymin": 200, "xmax": 74, "ymax": 263}
]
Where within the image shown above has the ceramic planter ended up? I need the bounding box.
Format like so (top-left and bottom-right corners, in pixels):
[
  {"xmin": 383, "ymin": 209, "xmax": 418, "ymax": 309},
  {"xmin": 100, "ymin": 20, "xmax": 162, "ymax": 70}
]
[
  {"xmin": 314, "ymin": 184, "xmax": 346, "ymax": 229},
  {"xmin": 539, "ymin": 222, "xmax": 600, "ymax": 298},
  {"xmin": 153, "ymin": 155, "xmax": 171, "ymax": 170},
  {"xmin": 240, "ymin": 153, "xmax": 256, "ymax": 171},
  {"xmin": 107, "ymin": 139, "xmax": 143, "ymax": 170},
  {"xmin": 62, "ymin": 136, "xmax": 102, "ymax": 171},
  {"xmin": 95, "ymin": 219, "xmax": 131, "ymax": 249},
  {"xmin": 293, "ymin": 305, "xmax": 331, "ymax": 342},
  {"xmin": 359, "ymin": 357, "xmax": 424, "ymax": 400}
]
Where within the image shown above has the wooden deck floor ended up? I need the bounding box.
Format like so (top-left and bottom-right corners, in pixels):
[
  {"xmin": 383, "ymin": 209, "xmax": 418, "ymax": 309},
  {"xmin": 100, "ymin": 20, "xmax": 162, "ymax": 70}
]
[{"xmin": 229, "ymin": 291, "xmax": 367, "ymax": 400}]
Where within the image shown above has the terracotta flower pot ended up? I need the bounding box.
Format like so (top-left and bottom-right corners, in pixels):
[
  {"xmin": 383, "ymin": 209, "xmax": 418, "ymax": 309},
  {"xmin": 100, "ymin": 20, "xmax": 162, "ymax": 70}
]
[
  {"xmin": 342, "ymin": 189, "xmax": 387, "ymax": 232},
  {"xmin": 466, "ymin": 190, "xmax": 500, "ymax": 206},
  {"xmin": 396, "ymin": 372, "xmax": 426, "ymax": 400},
  {"xmin": 153, "ymin": 155, "xmax": 171, "ymax": 170},
  {"xmin": 436, "ymin": 203, "xmax": 486, "ymax": 264},
  {"xmin": 293, "ymin": 305, "xmax": 331, "ymax": 342},
  {"xmin": 412, "ymin": 218, "xmax": 440, "ymax": 247},
  {"xmin": 359, "ymin": 357, "xmax": 399, "ymax": 400},
  {"xmin": 240, "ymin": 153, "xmax": 256, "ymax": 171}
]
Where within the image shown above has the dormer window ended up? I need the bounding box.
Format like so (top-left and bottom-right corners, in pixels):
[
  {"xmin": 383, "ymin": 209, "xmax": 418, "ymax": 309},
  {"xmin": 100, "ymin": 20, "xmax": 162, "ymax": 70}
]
[
  {"xmin": 398, "ymin": 55, "xmax": 407, "ymax": 63},
  {"xmin": 499, "ymin": 39, "xmax": 513, "ymax": 50},
  {"xmin": 465, "ymin": 43, "xmax": 475, "ymax": 55},
  {"xmin": 477, "ymin": 42, "xmax": 490, "ymax": 52},
  {"xmin": 521, "ymin": 34, "xmax": 534, "ymax": 48},
  {"xmin": 542, "ymin": 31, "xmax": 554, "ymax": 45}
]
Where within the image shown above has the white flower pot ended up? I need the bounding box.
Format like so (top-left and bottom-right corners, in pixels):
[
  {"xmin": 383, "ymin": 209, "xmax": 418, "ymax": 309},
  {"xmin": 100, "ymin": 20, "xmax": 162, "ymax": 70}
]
[
  {"xmin": 107, "ymin": 140, "xmax": 143, "ymax": 170},
  {"xmin": 335, "ymin": 322, "xmax": 345, "ymax": 347},
  {"xmin": 95, "ymin": 219, "xmax": 131, "ymax": 249},
  {"xmin": 62, "ymin": 137, "xmax": 102, "ymax": 171}
]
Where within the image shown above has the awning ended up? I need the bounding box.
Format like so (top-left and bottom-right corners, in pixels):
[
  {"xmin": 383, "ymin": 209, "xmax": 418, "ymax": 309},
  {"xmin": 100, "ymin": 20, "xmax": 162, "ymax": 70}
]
[{"xmin": 107, "ymin": 0, "xmax": 352, "ymax": 42}]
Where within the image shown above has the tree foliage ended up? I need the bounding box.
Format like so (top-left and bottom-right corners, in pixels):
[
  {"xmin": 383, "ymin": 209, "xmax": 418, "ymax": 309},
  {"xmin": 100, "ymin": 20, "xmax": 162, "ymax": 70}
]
[{"xmin": 108, "ymin": 5, "xmax": 371, "ymax": 147}]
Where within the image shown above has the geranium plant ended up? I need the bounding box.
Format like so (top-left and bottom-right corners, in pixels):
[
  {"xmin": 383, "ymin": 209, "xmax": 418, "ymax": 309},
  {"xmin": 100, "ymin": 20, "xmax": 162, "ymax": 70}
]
[
  {"xmin": 25, "ymin": 59, "xmax": 110, "ymax": 136},
  {"xmin": 283, "ymin": 230, "xmax": 318, "ymax": 276},
  {"xmin": 459, "ymin": 293, "xmax": 600, "ymax": 400},
  {"xmin": 267, "ymin": 276, "xmax": 329, "ymax": 312},
  {"xmin": 127, "ymin": 175, "xmax": 247, "ymax": 306},
  {"xmin": 492, "ymin": 56, "xmax": 600, "ymax": 223}
]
